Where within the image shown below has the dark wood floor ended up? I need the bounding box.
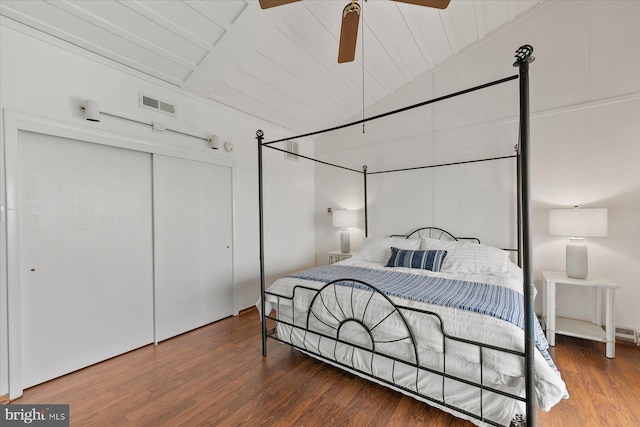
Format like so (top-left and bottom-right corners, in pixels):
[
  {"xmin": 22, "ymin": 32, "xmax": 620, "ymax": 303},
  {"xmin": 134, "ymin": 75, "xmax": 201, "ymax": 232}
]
[{"xmin": 14, "ymin": 309, "xmax": 640, "ymax": 426}]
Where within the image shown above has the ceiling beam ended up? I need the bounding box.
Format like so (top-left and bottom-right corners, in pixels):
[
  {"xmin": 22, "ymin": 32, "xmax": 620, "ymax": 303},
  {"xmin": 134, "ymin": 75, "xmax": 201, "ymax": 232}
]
[
  {"xmin": 53, "ymin": 0, "xmax": 198, "ymax": 70},
  {"xmin": 184, "ymin": 0, "xmax": 233, "ymax": 31},
  {"xmin": 181, "ymin": 1, "xmax": 274, "ymax": 96},
  {"xmin": 473, "ymin": 0, "xmax": 486, "ymax": 40},
  {"xmin": 121, "ymin": 0, "xmax": 212, "ymax": 51},
  {"xmin": 439, "ymin": 9, "xmax": 459, "ymax": 56}
]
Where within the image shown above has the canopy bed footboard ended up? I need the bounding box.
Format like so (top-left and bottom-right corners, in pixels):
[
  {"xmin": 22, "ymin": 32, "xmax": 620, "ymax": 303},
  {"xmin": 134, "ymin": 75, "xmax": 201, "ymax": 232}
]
[{"xmin": 264, "ymin": 277, "xmax": 537, "ymax": 427}]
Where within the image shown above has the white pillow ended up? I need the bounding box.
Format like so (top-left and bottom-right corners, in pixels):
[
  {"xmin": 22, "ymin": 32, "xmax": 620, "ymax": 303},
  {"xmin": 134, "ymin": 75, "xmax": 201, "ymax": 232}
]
[
  {"xmin": 420, "ymin": 237, "xmax": 451, "ymax": 250},
  {"xmin": 352, "ymin": 236, "xmax": 421, "ymax": 265},
  {"xmin": 421, "ymin": 237, "xmax": 510, "ymax": 276}
]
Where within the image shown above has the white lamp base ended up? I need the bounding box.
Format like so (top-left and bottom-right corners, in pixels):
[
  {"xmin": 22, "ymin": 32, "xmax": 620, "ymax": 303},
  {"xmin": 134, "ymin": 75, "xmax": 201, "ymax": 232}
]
[
  {"xmin": 566, "ymin": 238, "xmax": 588, "ymax": 279},
  {"xmin": 340, "ymin": 228, "xmax": 350, "ymax": 253}
]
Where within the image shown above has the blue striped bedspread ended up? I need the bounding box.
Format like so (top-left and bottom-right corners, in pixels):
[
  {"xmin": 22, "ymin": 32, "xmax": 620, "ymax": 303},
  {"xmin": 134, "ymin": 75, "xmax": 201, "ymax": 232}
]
[{"xmin": 286, "ymin": 264, "xmax": 555, "ymax": 369}]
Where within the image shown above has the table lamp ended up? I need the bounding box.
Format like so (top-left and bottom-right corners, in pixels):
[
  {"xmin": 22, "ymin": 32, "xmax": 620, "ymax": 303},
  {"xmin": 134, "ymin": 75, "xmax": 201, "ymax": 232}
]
[
  {"xmin": 332, "ymin": 209, "xmax": 358, "ymax": 253},
  {"xmin": 549, "ymin": 207, "xmax": 608, "ymax": 279}
]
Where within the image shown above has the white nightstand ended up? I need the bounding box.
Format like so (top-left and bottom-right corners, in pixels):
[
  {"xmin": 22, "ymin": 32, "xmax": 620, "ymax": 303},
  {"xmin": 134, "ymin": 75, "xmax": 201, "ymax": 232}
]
[
  {"xmin": 541, "ymin": 270, "xmax": 620, "ymax": 358},
  {"xmin": 328, "ymin": 251, "xmax": 354, "ymax": 264}
]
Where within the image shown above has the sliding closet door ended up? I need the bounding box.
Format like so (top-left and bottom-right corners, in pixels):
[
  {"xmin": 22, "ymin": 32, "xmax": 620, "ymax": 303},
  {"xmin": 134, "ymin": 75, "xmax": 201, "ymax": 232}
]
[
  {"xmin": 18, "ymin": 131, "xmax": 154, "ymax": 388},
  {"xmin": 153, "ymin": 155, "xmax": 233, "ymax": 342}
]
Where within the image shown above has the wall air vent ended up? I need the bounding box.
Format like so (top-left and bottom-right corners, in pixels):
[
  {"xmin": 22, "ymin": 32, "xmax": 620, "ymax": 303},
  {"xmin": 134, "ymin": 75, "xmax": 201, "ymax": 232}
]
[
  {"xmin": 284, "ymin": 140, "xmax": 299, "ymax": 161},
  {"xmin": 611, "ymin": 326, "xmax": 638, "ymax": 344},
  {"xmin": 139, "ymin": 93, "xmax": 176, "ymax": 116}
]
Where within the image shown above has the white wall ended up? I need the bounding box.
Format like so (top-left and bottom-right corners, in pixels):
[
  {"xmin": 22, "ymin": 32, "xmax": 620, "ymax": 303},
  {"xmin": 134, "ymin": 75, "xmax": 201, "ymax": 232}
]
[
  {"xmin": 314, "ymin": 1, "xmax": 640, "ymax": 331},
  {"xmin": 0, "ymin": 19, "xmax": 316, "ymax": 396}
]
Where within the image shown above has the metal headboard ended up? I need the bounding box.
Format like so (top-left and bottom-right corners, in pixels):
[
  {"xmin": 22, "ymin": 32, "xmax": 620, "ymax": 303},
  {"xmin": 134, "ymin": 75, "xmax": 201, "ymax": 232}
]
[{"xmin": 390, "ymin": 226, "xmax": 481, "ymax": 244}]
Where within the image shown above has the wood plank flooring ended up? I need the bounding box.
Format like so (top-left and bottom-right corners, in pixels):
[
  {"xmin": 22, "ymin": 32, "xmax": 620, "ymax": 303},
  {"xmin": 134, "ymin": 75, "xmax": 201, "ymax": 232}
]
[{"xmin": 13, "ymin": 309, "xmax": 640, "ymax": 426}]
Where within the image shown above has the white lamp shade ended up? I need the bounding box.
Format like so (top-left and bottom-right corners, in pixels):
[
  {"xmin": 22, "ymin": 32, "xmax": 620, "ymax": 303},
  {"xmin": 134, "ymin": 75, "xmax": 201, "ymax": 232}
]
[
  {"xmin": 549, "ymin": 208, "xmax": 608, "ymax": 237},
  {"xmin": 332, "ymin": 209, "xmax": 358, "ymax": 228}
]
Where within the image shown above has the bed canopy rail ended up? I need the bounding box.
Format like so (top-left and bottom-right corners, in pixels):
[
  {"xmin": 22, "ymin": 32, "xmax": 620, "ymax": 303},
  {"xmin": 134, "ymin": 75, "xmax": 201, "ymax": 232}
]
[
  {"xmin": 257, "ymin": 73, "xmax": 521, "ymax": 241},
  {"xmin": 369, "ymin": 154, "xmax": 517, "ymax": 176},
  {"xmin": 258, "ymin": 132, "xmax": 519, "ymax": 242},
  {"xmin": 260, "ymin": 74, "xmax": 518, "ymax": 147},
  {"xmin": 257, "ymin": 45, "xmax": 537, "ymax": 426}
]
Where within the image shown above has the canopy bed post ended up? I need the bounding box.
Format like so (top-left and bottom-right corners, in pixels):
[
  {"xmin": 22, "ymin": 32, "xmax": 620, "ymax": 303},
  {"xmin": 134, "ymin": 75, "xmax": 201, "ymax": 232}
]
[
  {"xmin": 516, "ymin": 144, "xmax": 522, "ymax": 268},
  {"xmin": 257, "ymin": 129, "xmax": 267, "ymax": 356},
  {"xmin": 514, "ymin": 44, "xmax": 535, "ymax": 426},
  {"xmin": 363, "ymin": 165, "xmax": 368, "ymax": 237}
]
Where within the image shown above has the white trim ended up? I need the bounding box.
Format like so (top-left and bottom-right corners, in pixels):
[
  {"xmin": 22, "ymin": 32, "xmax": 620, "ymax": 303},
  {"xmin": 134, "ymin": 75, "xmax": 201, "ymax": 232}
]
[
  {"xmin": 4, "ymin": 110, "xmax": 233, "ymax": 167},
  {"xmin": 2, "ymin": 109, "xmax": 235, "ymax": 398},
  {"xmin": 3, "ymin": 109, "xmax": 22, "ymax": 400},
  {"xmin": 0, "ymin": 106, "xmax": 7, "ymax": 398},
  {"xmin": 231, "ymin": 158, "xmax": 239, "ymax": 316}
]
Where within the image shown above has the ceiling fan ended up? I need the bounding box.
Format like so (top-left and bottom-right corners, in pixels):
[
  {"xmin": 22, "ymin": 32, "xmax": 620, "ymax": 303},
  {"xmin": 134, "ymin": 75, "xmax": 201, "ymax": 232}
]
[{"xmin": 259, "ymin": 0, "xmax": 451, "ymax": 63}]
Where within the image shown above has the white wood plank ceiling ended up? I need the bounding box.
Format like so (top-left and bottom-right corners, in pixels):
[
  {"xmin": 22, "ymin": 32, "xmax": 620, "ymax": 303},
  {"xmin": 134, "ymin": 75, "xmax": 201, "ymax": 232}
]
[{"xmin": 0, "ymin": 0, "xmax": 544, "ymax": 133}]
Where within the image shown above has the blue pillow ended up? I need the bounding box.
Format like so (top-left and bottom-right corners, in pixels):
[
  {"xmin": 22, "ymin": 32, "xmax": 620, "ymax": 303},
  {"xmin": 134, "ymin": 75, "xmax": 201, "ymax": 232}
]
[{"xmin": 385, "ymin": 247, "xmax": 448, "ymax": 272}]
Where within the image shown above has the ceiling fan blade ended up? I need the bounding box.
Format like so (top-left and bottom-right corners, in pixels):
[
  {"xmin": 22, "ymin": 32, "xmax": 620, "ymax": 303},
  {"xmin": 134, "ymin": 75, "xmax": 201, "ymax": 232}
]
[
  {"xmin": 391, "ymin": 0, "xmax": 451, "ymax": 9},
  {"xmin": 338, "ymin": 2, "xmax": 361, "ymax": 63},
  {"xmin": 258, "ymin": 0, "xmax": 301, "ymax": 9}
]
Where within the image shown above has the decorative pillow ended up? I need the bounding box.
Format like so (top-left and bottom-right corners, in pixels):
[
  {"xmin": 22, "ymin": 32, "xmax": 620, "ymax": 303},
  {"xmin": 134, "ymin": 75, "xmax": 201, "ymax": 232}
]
[
  {"xmin": 386, "ymin": 247, "xmax": 448, "ymax": 272},
  {"xmin": 351, "ymin": 236, "xmax": 421, "ymax": 265},
  {"xmin": 421, "ymin": 238, "xmax": 510, "ymax": 276}
]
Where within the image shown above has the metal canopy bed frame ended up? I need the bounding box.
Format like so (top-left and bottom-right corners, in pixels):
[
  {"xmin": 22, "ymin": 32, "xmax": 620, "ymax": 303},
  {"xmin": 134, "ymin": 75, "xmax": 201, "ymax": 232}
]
[{"xmin": 257, "ymin": 46, "xmax": 539, "ymax": 426}]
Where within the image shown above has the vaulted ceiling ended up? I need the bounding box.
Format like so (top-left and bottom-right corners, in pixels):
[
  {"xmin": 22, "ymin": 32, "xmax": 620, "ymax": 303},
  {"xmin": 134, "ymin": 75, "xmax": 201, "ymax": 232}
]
[{"xmin": 0, "ymin": 0, "xmax": 544, "ymax": 133}]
